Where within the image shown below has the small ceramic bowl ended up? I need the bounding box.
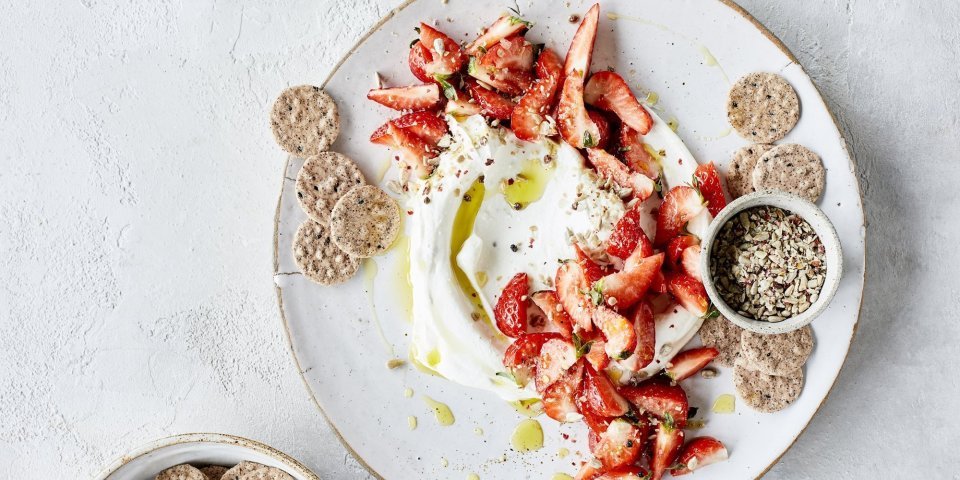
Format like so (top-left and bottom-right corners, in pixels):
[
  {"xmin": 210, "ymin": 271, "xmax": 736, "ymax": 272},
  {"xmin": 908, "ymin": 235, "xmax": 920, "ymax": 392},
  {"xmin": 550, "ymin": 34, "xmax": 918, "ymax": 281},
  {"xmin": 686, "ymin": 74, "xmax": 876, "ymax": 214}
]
[
  {"xmin": 94, "ymin": 433, "xmax": 321, "ymax": 480},
  {"xmin": 699, "ymin": 191, "xmax": 843, "ymax": 334}
]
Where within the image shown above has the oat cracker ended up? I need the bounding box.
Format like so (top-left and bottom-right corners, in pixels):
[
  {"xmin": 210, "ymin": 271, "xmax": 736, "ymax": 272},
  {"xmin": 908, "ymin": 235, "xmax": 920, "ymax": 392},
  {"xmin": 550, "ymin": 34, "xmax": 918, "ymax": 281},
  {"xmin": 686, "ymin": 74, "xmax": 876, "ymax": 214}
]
[
  {"xmin": 734, "ymin": 359, "xmax": 804, "ymax": 413},
  {"xmin": 726, "ymin": 144, "xmax": 774, "ymax": 198},
  {"xmin": 697, "ymin": 314, "xmax": 744, "ymax": 367},
  {"xmin": 199, "ymin": 466, "xmax": 229, "ymax": 480},
  {"xmin": 296, "ymin": 152, "xmax": 366, "ymax": 225},
  {"xmin": 270, "ymin": 85, "xmax": 340, "ymax": 156},
  {"xmin": 237, "ymin": 466, "xmax": 295, "ymax": 480},
  {"xmin": 155, "ymin": 464, "xmax": 208, "ymax": 480},
  {"xmin": 220, "ymin": 462, "xmax": 268, "ymax": 480},
  {"xmin": 293, "ymin": 219, "xmax": 360, "ymax": 285},
  {"xmin": 727, "ymin": 72, "xmax": 800, "ymax": 143},
  {"xmin": 740, "ymin": 325, "xmax": 814, "ymax": 376},
  {"xmin": 330, "ymin": 185, "xmax": 401, "ymax": 258},
  {"xmin": 751, "ymin": 143, "xmax": 826, "ymax": 202}
]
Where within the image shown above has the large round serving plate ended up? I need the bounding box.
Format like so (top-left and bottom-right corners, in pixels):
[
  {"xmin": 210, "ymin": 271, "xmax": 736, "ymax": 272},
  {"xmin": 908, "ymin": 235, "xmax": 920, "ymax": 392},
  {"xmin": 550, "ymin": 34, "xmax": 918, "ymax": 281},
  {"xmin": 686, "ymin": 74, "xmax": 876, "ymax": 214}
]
[{"xmin": 273, "ymin": 1, "xmax": 865, "ymax": 478}]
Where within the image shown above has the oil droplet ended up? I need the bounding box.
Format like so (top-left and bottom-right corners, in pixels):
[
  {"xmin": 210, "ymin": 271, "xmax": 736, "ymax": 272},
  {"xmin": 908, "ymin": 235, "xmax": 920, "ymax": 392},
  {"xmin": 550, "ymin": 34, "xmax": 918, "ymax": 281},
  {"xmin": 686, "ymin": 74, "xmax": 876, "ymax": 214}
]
[
  {"xmin": 606, "ymin": 12, "xmax": 619, "ymax": 20},
  {"xmin": 667, "ymin": 117, "xmax": 680, "ymax": 132},
  {"xmin": 466, "ymin": 474, "xmax": 480, "ymax": 480},
  {"xmin": 475, "ymin": 270, "xmax": 489, "ymax": 288},
  {"xmin": 686, "ymin": 419, "xmax": 706, "ymax": 429},
  {"xmin": 510, "ymin": 419, "xmax": 544, "ymax": 452},
  {"xmin": 473, "ymin": 427, "xmax": 484, "ymax": 436},
  {"xmin": 552, "ymin": 474, "xmax": 574, "ymax": 480},
  {"xmin": 451, "ymin": 179, "xmax": 491, "ymax": 326},
  {"xmin": 499, "ymin": 157, "xmax": 556, "ymax": 210},
  {"xmin": 557, "ymin": 447, "xmax": 570, "ymax": 459},
  {"xmin": 362, "ymin": 259, "xmax": 396, "ymax": 356},
  {"xmin": 426, "ymin": 349, "xmax": 442, "ymax": 367},
  {"xmin": 699, "ymin": 45, "xmax": 719, "ymax": 67},
  {"xmin": 606, "ymin": 368, "xmax": 624, "ymax": 385},
  {"xmin": 644, "ymin": 91, "xmax": 660, "ymax": 106},
  {"xmin": 712, "ymin": 394, "xmax": 736, "ymax": 414},
  {"xmin": 403, "ymin": 387, "xmax": 414, "ymax": 398},
  {"xmin": 423, "ymin": 395, "xmax": 456, "ymax": 426},
  {"xmin": 391, "ymin": 235, "xmax": 414, "ymax": 323},
  {"xmin": 408, "ymin": 343, "xmax": 443, "ymax": 378},
  {"xmin": 440, "ymin": 457, "xmax": 449, "ymax": 468},
  {"xmin": 407, "ymin": 416, "xmax": 418, "ymax": 430},
  {"xmin": 510, "ymin": 398, "xmax": 543, "ymax": 417}
]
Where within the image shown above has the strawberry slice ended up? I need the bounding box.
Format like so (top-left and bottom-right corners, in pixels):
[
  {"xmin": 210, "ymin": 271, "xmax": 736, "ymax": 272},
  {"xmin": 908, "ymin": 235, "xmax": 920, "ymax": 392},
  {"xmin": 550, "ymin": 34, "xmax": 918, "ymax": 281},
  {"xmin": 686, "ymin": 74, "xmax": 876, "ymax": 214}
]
[
  {"xmin": 650, "ymin": 418, "xmax": 685, "ymax": 480},
  {"xmin": 575, "ymin": 244, "xmax": 606, "ymax": 284},
  {"xmin": 408, "ymin": 42, "xmax": 433, "ymax": 83},
  {"xmin": 619, "ymin": 125, "xmax": 660, "ymax": 179},
  {"xmin": 481, "ymin": 35, "xmax": 536, "ymax": 72},
  {"xmin": 512, "ymin": 48, "xmax": 563, "ymax": 141},
  {"xmin": 465, "ymin": 15, "xmax": 531, "ymax": 55},
  {"xmin": 543, "ymin": 359, "xmax": 585, "ymax": 422},
  {"xmin": 587, "ymin": 149, "xmax": 655, "ymax": 201},
  {"xmin": 556, "ymin": 261, "xmax": 595, "ymax": 333},
  {"xmin": 502, "ymin": 332, "xmax": 562, "ymax": 385},
  {"xmin": 536, "ymin": 338, "xmax": 578, "ymax": 392},
  {"xmin": 596, "ymin": 252, "xmax": 663, "ymax": 310},
  {"xmin": 579, "ymin": 363, "xmax": 631, "ymax": 417},
  {"xmin": 367, "ymin": 84, "xmax": 442, "ymax": 111},
  {"xmin": 384, "ymin": 122, "xmax": 436, "ymax": 178},
  {"xmin": 650, "ymin": 270, "xmax": 668, "ymax": 294},
  {"xmin": 584, "ymin": 71, "xmax": 653, "ymax": 135},
  {"xmin": 619, "ymin": 299, "xmax": 655, "ymax": 372},
  {"xmin": 680, "ymin": 244, "xmax": 703, "ymax": 282},
  {"xmin": 587, "ymin": 109, "xmax": 613, "ymax": 149},
  {"xmin": 575, "ymin": 460, "xmax": 605, "ymax": 480},
  {"xmin": 467, "ymin": 57, "xmax": 533, "ymax": 97},
  {"xmin": 670, "ymin": 436, "xmax": 729, "ymax": 476},
  {"xmin": 654, "ymin": 185, "xmax": 706, "ymax": 246},
  {"xmin": 666, "ymin": 272, "xmax": 709, "ymax": 317},
  {"xmin": 667, "ymin": 235, "xmax": 699, "ymax": 266},
  {"xmin": 557, "ymin": 4, "xmax": 601, "ymax": 148},
  {"xmin": 563, "ymin": 4, "xmax": 600, "ymax": 77},
  {"xmin": 619, "ymin": 382, "xmax": 689, "ymax": 428},
  {"xmin": 606, "ymin": 205, "xmax": 652, "ymax": 260},
  {"xmin": 666, "ymin": 347, "xmax": 719, "ymax": 382},
  {"xmin": 493, "ymin": 272, "xmax": 529, "ymax": 338},
  {"xmin": 594, "ymin": 466, "xmax": 651, "ymax": 480},
  {"xmin": 444, "ymin": 89, "xmax": 482, "ymax": 117},
  {"xmin": 593, "ymin": 419, "xmax": 645, "ymax": 469},
  {"xmin": 466, "ymin": 79, "xmax": 516, "ymax": 119},
  {"xmin": 370, "ymin": 111, "xmax": 448, "ymax": 146},
  {"xmin": 530, "ymin": 290, "xmax": 574, "ymax": 339},
  {"xmin": 693, "ymin": 162, "xmax": 727, "ymax": 217},
  {"xmin": 584, "ymin": 339, "xmax": 610, "ymax": 371},
  {"xmin": 418, "ymin": 23, "xmax": 466, "ymax": 77},
  {"xmin": 592, "ymin": 306, "xmax": 638, "ymax": 360}
]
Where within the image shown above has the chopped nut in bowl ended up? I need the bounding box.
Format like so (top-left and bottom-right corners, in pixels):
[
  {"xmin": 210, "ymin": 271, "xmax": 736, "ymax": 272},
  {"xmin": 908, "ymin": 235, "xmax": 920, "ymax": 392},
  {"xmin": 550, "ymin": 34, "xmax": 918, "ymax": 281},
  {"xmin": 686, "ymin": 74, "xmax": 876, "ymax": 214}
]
[{"xmin": 699, "ymin": 191, "xmax": 843, "ymax": 335}]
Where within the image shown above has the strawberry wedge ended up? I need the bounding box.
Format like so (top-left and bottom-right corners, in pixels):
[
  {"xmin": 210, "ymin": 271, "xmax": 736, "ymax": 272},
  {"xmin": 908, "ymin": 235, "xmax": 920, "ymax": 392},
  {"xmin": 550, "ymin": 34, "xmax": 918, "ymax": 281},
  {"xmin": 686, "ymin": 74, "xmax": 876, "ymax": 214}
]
[
  {"xmin": 654, "ymin": 185, "xmax": 706, "ymax": 246},
  {"xmin": 579, "ymin": 363, "xmax": 631, "ymax": 417},
  {"xmin": 651, "ymin": 419, "xmax": 685, "ymax": 480},
  {"xmin": 619, "ymin": 299, "xmax": 655, "ymax": 372},
  {"xmin": 384, "ymin": 122, "xmax": 436, "ymax": 178},
  {"xmin": 466, "ymin": 79, "xmax": 516, "ymax": 120},
  {"xmin": 596, "ymin": 252, "xmax": 664, "ymax": 310},
  {"xmin": 586, "ymin": 148, "xmax": 655, "ymax": 201},
  {"xmin": 535, "ymin": 338, "xmax": 578, "ymax": 392},
  {"xmin": 367, "ymin": 84, "xmax": 442, "ymax": 111},
  {"xmin": 584, "ymin": 70, "xmax": 653, "ymax": 134},
  {"xmin": 543, "ymin": 359, "xmax": 584, "ymax": 422},
  {"xmin": 666, "ymin": 347, "xmax": 719, "ymax": 382},
  {"xmin": 513, "ymin": 48, "xmax": 563, "ymax": 141},
  {"xmin": 666, "ymin": 271, "xmax": 710, "ymax": 317},
  {"xmin": 592, "ymin": 306, "xmax": 637, "ymax": 360},
  {"xmin": 493, "ymin": 272, "xmax": 529, "ymax": 338},
  {"xmin": 417, "ymin": 23, "xmax": 466, "ymax": 77},
  {"xmin": 593, "ymin": 419, "xmax": 646, "ymax": 469},
  {"xmin": 556, "ymin": 261, "xmax": 595, "ymax": 333},
  {"xmin": 530, "ymin": 290, "xmax": 574, "ymax": 339},
  {"xmin": 694, "ymin": 162, "xmax": 727, "ymax": 217},
  {"xmin": 370, "ymin": 111, "xmax": 448, "ymax": 146},
  {"xmin": 619, "ymin": 125, "xmax": 660, "ymax": 179},
  {"xmin": 670, "ymin": 437, "xmax": 729, "ymax": 476},
  {"xmin": 557, "ymin": 4, "xmax": 601, "ymax": 148},
  {"xmin": 681, "ymin": 244, "xmax": 703, "ymax": 282},
  {"xmin": 465, "ymin": 15, "xmax": 530, "ymax": 55},
  {"xmin": 620, "ymin": 382, "xmax": 689, "ymax": 428}
]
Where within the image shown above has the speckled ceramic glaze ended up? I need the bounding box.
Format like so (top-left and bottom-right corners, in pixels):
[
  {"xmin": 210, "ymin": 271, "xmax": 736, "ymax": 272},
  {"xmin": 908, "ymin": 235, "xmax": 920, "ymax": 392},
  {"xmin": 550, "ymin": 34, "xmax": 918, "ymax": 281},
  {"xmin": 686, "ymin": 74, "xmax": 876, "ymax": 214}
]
[
  {"xmin": 272, "ymin": 1, "xmax": 866, "ymax": 478},
  {"xmin": 700, "ymin": 191, "xmax": 844, "ymax": 335}
]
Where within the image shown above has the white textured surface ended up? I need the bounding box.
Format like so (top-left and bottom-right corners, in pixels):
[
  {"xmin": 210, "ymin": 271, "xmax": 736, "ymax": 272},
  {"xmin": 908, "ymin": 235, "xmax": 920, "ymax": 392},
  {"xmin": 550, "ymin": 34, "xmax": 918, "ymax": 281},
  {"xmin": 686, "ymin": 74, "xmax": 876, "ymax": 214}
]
[{"xmin": 0, "ymin": 1, "xmax": 956, "ymax": 479}]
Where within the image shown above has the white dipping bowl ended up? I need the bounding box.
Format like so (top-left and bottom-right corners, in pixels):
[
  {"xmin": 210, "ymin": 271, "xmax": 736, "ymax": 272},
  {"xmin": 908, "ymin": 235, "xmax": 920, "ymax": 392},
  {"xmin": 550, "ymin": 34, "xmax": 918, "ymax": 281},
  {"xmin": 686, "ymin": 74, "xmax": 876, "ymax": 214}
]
[
  {"xmin": 699, "ymin": 191, "xmax": 843, "ymax": 335},
  {"xmin": 95, "ymin": 433, "xmax": 321, "ymax": 480}
]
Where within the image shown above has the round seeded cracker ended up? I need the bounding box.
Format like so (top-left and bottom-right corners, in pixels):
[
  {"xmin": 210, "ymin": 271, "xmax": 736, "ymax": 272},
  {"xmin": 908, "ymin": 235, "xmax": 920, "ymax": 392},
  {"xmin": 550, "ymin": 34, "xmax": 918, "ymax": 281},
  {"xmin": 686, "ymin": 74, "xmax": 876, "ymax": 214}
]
[
  {"xmin": 697, "ymin": 314, "xmax": 744, "ymax": 367},
  {"xmin": 330, "ymin": 185, "xmax": 401, "ymax": 258},
  {"xmin": 726, "ymin": 144, "xmax": 774, "ymax": 199},
  {"xmin": 293, "ymin": 219, "xmax": 360, "ymax": 285},
  {"xmin": 751, "ymin": 144, "xmax": 826, "ymax": 202},
  {"xmin": 734, "ymin": 359, "xmax": 804, "ymax": 413},
  {"xmin": 740, "ymin": 325, "xmax": 814, "ymax": 376},
  {"xmin": 727, "ymin": 72, "xmax": 800, "ymax": 143},
  {"xmin": 237, "ymin": 466, "xmax": 295, "ymax": 480},
  {"xmin": 155, "ymin": 464, "xmax": 207, "ymax": 480},
  {"xmin": 220, "ymin": 462, "xmax": 267, "ymax": 480},
  {"xmin": 271, "ymin": 85, "xmax": 340, "ymax": 156},
  {"xmin": 296, "ymin": 152, "xmax": 366, "ymax": 225},
  {"xmin": 200, "ymin": 466, "xmax": 229, "ymax": 480}
]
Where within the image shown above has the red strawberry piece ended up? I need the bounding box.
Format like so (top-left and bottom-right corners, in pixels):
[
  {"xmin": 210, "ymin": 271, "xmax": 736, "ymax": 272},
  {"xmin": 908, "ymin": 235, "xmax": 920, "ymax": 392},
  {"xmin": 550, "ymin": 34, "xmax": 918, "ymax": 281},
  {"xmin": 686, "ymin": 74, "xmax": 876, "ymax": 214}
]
[
  {"xmin": 650, "ymin": 419, "xmax": 685, "ymax": 480},
  {"xmin": 536, "ymin": 338, "xmax": 578, "ymax": 392},
  {"xmin": 665, "ymin": 271, "xmax": 709, "ymax": 317},
  {"xmin": 667, "ymin": 235, "xmax": 699, "ymax": 266},
  {"xmin": 370, "ymin": 111, "xmax": 448, "ymax": 146},
  {"xmin": 680, "ymin": 244, "xmax": 703, "ymax": 282},
  {"xmin": 591, "ymin": 306, "xmax": 638, "ymax": 360},
  {"xmin": 385, "ymin": 122, "xmax": 436, "ymax": 178},
  {"xmin": 563, "ymin": 4, "xmax": 600, "ymax": 77},
  {"xmin": 579, "ymin": 363, "xmax": 631, "ymax": 417},
  {"xmin": 444, "ymin": 89, "xmax": 482, "ymax": 117},
  {"xmin": 556, "ymin": 261, "xmax": 595, "ymax": 333},
  {"xmin": 606, "ymin": 205, "xmax": 652, "ymax": 260},
  {"xmin": 481, "ymin": 35, "xmax": 536, "ymax": 72},
  {"xmin": 502, "ymin": 332, "xmax": 562, "ymax": 378},
  {"xmin": 593, "ymin": 419, "xmax": 645, "ymax": 469},
  {"xmin": 596, "ymin": 253, "xmax": 664, "ymax": 310},
  {"xmin": 619, "ymin": 382, "xmax": 689, "ymax": 428},
  {"xmin": 512, "ymin": 48, "xmax": 563, "ymax": 141},
  {"xmin": 367, "ymin": 83, "xmax": 442, "ymax": 111},
  {"xmin": 584, "ymin": 339, "xmax": 610, "ymax": 372},
  {"xmin": 670, "ymin": 436, "xmax": 729, "ymax": 476},
  {"xmin": 578, "ymin": 397, "xmax": 612, "ymax": 436},
  {"xmin": 575, "ymin": 244, "xmax": 606, "ymax": 284},
  {"xmin": 530, "ymin": 290, "xmax": 574, "ymax": 339},
  {"xmin": 654, "ymin": 185, "xmax": 705, "ymax": 246},
  {"xmin": 557, "ymin": 4, "xmax": 601, "ymax": 148},
  {"xmin": 466, "ymin": 79, "xmax": 516, "ymax": 120},
  {"xmin": 666, "ymin": 347, "xmax": 719, "ymax": 382},
  {"xmin": 584, "ymin": 70, "xmax": 653, "ymax": 135},
  {"xmin": 408, "ymin": 42, "xmax": 433, "ymax": 83},
  {"xmin": 418, "ymin": 23, "xmax": 466, "ymax": 77},
  {"xmin": 465, "ymin": 15, "xmax": 530, "ymax": 55},
  {"xmin": 650, "ymin": 270, "xmax": 667, "ymax": 294},
  {"xmin": 467, "ymin": 58, "xmax": 534, "ymax": 97},
  {"xmin": 619, "ymin": 125, "xmax": 660, "ymax": 179},
  {"xmin": 543, "ymin": 358, "xmax": 585, "ymax": 422},
  {"xmin": 587, "ymin": 149, "xmax": 655, "ymax": 201},
  {"xmin": 587, "ymin": 109, "xmax": 613, "ymax": 149},
  {"xmin": 693, "ymin": 162, "xmax": 727, "ymax": 217},
  {"xmin": 619, "ymin": 299, "xmax": 655, "ymax": 372},
  {"xmin": 493, "ymin": 272, "xmax": 529, "ymax": 338},
  {"xmin": 594, "ymin": 465, "xmax": 651, "ymax": 480},
  {"xmin": 575, "ymin": 460, "xmax": 605, "ymax": 480}
]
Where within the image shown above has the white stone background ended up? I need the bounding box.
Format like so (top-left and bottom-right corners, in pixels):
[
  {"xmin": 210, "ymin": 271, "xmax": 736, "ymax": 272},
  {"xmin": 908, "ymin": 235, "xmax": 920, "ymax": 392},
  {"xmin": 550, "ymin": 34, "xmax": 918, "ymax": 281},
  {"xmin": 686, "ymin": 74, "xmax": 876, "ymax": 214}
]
[{"xmin": 0, "ymin": 0, "xmax": 957, "ymax": 478}]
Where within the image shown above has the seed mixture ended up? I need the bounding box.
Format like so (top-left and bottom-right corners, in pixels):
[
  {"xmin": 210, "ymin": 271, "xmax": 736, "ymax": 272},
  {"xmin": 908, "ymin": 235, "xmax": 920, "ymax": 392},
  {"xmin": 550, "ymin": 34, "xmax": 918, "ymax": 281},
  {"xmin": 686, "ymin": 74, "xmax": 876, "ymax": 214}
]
[{"xmin": 710, "ymin": 206, "xmax": 826, "ymax": 322}]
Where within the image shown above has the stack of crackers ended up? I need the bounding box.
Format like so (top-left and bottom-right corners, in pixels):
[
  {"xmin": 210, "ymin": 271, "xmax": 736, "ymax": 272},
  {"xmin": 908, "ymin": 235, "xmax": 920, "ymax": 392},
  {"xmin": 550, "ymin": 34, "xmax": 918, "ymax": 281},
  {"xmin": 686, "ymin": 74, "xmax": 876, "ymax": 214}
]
[
  {"xmin": 270, "ymin": 85, "xmax": 401, "ymax": 286},
  {"xmin": 154, "ymin": 461, "xmax": 293, "ymax": 480}
]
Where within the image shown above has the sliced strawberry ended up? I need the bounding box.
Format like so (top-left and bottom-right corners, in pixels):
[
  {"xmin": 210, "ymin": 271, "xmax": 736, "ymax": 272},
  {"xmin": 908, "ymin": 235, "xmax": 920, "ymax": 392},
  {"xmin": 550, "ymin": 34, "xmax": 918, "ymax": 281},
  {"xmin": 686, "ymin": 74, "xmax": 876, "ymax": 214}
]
[
  {"xmin": 594, "ymin": 419, "xmax": 645, "ymax": 469},
  {"xmin": 587, "ymin": 149, "xmax": 655, "ymax": 201},
  {"xmin": 444, "ymin": 90, "xmax": 482, "ymax": 117},
  {"xmin": 466, "ymin": 79, "xmax": 516, "ymax": 120},
  {"xmin": 536, "ymin": 338, "xmax": 578, "ymax": 392},
  {"xmin": 693, "ymin": 162, "xmax": 726, "ymax": 217},
  {"xmin": 384, "ymin": 122, "xmax": 436, "ymax": 178},
  {"xmin": 370, "ymin": 111, "xmax": 448, "ymax": 146},
  {"xmin": 606, "ymin": 205, "xmax": 651, "ymax": 260},
  {"xmin": 584, "ymin": 71, "xmax": 653, "ymax": 134},
  {"xmin": 367, "ymin": 84, "xmax": 442, "ymax": 111},
  {"xmin": 543, "ymin": 359, "xmax": 584, "ymax": 422},
  {"xmin": 481, "ymin": 35, "xmax": 535, "ymax": 72},
  {"xmin": 530, "ymin": 290, "xmax": 574, "ymax": 339},
  {"xmin": 666, "ymin": 272, "xmax": 709, "ymax": 317},
  {"xmin": 584, "ymin": 339, "xmax": 610, "ymax": 371},
  {"xmin": 493, "ymin": 272, "xmax": 529, "ymax": 337},
  {"xmin": 618, "ymin": 125, "xmax": 660, "ymax": 179},
  {"xmin": 579, "ymin": 398, "xmax": 612, "ymax": 437},
  {"xmin": 591, "ymin": 306, "xmax": 637, "ymax": 360},
  {"xmin": 666, "ymin": 347, "xmax": 719, "ymax": 382},
  {"xmin": 556, "ymin": 261, "xmax": 595, "ymax": 333},
  {"xmin": 467, "ymin": 57, "xmax": 533, "ymax": 97},
  {"xmin": 587, "ymin": 109, "xmax": 613, "ymax": 149},
  {"xmin": 503, "ymin": 332, "xmax": 561, "ymax": 369},
  {"xmin": 408, "ymin": 42, "xmax": 433, "ymax": 83},
  {"xmin": 650, "ymin": 419, "xmax": 685, "ymax": 480},
  {"xmin": 596, "ymin": 253, "xmax": 663, "ymax": 310},
  {"xmin": 575, "ymin": 461, "xmax": 605, "ymax": 480},
  {"xmin": 465, "ymin": 15, "xmax": 530, "ymax": 55},
  {"xmin": 512, "ymin": 48, "xmax": 563, "ymax": 141},
  {"xmin": 619, "ymin": 382, "xmax": 689, "ymax": 428},
  {"xmin": 579, "ymin": 363, "xmax": 630, "ymax": 417},
  {"xmin": 667, "ymin": 235, "xmax": 700, "ymax": 266},
  {"xmin": 575, "ymin": 244, "xmax": 606, "ymax": 284},
  {"xmin": 594, "ymin": 465, "xmax": 651, "ymax": 480},
  {"xmin": 654, "ymin": 186, "xmax": 706, "ymax": 246},
  {"xmin": 619, "ymin": 299, "xmax": 655, "ymax": 372},
  {"xmin": 563, "ymin": 4, "xmax": 600, "ymax": 77},
  {"xmin": 680, "ymin": 244, "xmax": 703, "ymax": 282},
  {"xmin": 418, "ymin": 23, "xmax": 466, "ymax": 77},
  {"xmin": 650, "ymin": 270, "xmax": 668, "ymax": 294},
  {"xmin": 670, "ymin": 437, "xmax": 729, "ymax": 476},
  {"xmin": 557, "ymin": 4, "xmax": 601, "ymax": 148}
]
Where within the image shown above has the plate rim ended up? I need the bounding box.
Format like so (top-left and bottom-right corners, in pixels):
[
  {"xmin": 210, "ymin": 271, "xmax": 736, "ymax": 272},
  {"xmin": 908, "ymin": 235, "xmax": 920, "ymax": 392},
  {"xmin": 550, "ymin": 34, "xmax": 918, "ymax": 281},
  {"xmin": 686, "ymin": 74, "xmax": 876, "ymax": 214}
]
[{"xmin": 270, "ymin": 1, "xmax": 866, "ymax": 478}]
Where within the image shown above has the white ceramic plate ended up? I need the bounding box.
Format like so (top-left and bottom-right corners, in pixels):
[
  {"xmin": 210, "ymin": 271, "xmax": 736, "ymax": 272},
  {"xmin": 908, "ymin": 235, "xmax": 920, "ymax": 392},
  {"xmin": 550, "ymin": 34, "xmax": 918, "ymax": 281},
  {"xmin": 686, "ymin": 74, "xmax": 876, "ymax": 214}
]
[{"xmin": 272, "ymin": 1, "xmax": 865, "ymax": 478}]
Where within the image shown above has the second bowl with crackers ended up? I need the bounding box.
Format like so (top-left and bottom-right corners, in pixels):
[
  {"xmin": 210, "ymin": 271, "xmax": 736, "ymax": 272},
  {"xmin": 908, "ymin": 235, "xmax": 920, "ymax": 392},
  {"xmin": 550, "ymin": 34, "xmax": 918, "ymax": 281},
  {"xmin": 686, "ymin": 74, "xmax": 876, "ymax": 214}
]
[{"xmin": 700, "ymin": 191, "xmax": 843, "ymax": 335}]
